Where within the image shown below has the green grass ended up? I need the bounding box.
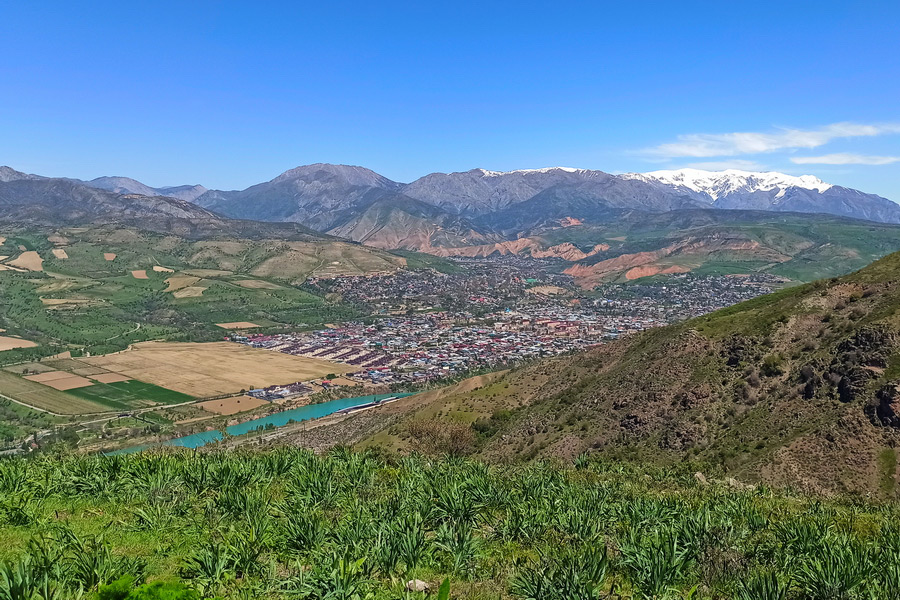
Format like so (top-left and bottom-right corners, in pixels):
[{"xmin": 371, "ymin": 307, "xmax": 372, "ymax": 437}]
[
  {"xmin": 878, "ymin": 448, "xmax": 898, "ymax": 497},
  {"xmin": 66, "ymin": 381, "xmax": 194, "ymax": 410},
  {"xmin": 390, "ymin": 250, "xmax": 465, "ymax": 274}
]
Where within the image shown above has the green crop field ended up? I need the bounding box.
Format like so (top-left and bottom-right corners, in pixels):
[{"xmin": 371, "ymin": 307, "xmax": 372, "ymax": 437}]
[
  {"xmin": 0, "ymin": 371, "xmax": 110, "ymax": 415},
  {"xmin": 2, "ymin": 449, "xmax": 900, "ymax": 599},
  {"xmin": 65, "ymin": 380, "xmax": 195, "ymax": 410}
]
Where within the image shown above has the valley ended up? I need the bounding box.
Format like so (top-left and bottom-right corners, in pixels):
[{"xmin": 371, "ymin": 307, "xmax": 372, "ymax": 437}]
[{"xmin": 5, "ymin": 4, "xmax": 900, "ymax": 597}]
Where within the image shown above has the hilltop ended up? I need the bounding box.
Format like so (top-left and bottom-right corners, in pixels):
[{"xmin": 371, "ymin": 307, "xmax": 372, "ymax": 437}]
[{"xmin": 360, "ymin": 250, "xmax": 900, "ymax": 496}]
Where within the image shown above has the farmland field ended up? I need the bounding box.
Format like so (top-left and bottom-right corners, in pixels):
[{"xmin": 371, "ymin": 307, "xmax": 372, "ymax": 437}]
[
  {"xmin": 0, "ymin": 336, "xmax": 38, "ymax": 351},
  {"xmin": 65, "ymin": 380, "xmax": 195, "ymax": 410},
  {"xmin": 196, "ymin": 394, "xmax": 268, "ymax": 415},
  {"xmin": 0, "ymin": 371, "xmax": 109, "ymax": 414},
  {"xmin": 82, "ymin": 341, "xmax": 354, "ymax": 396}
]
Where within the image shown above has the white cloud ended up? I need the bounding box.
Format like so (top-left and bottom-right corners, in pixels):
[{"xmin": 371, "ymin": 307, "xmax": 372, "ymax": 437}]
[
  {"xmin": 644, "ymin": 122, "xmax": 900, "ymax": 158},
  {"xmin": 682, "ymin": 160, "xmax": 768, "ymax": 171},
  {"xmin": 790, "ymin": 153, "xmax": 900, "ymax": 165}
]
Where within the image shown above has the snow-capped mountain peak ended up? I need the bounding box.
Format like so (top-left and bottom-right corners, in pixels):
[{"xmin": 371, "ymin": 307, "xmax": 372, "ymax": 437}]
[
  {"xmin": 474, "ymin": 167, "xmax": 582, "ymax": 177},
  {"xmin": 622, "ymin": 168, "xmax": 832, "ymax": 201}
]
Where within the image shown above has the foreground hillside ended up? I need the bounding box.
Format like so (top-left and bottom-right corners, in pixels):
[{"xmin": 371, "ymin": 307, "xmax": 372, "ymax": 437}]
[
  {"xmin": 366, "ymin": 251, "xmax": 900, "ymax": 496},
  {"xmin": 2, "ymin": 448, "xmax": 900, "ymax": 599}
]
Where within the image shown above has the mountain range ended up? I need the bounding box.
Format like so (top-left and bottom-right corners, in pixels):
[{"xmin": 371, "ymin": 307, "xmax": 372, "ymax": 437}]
[
  {"xmin": 56, "ymin": 162, "xmax": 899, "ymax": 251},
  {"xmin": 4, "ymin": 163, "xmax": 900, "ymax": 284}
]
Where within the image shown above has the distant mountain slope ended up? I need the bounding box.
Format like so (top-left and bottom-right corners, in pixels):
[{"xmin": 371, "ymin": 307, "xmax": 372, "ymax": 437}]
[
  {"xmin": 324, "ymin": 193, "xmax": 500, "ymax": 250},
  {"xmin": 401, "ymin": 167, "xmax": 595, "ymax": 215},
  {"xmin": 0, "ymin": 166, "xmax": 44, "ymax": 182},
  {"xmin": 365, "ymin": 251, "xmax": 900, "ymax": 496},
  {"xmin": 192, "ymin": 164, "xmax": 499, "ymax": 250},
  {"xmin": 624, "ymin": 169, "xmax": 900, "ymax": 224},
  {"xmin": 0, "ymin": 175, "xmax": 342, "ymax": 242},
  {"xmin": 194, "ymin": 164, "xmax": 404, "ymax": 229},
  {"xmin": 73, "ymin": 175, "xmax": 210, "ymax": 202},
  {"xmin": 549, "ymin": 210, "xmax": 900, "ymax": 286},
  {"xmin": 7, "ymin": 164, "xmax": 900, "ymax": 262},
  {"xmin": 187, "ymin": 164, "xmax": 900, "ymax": 260}
]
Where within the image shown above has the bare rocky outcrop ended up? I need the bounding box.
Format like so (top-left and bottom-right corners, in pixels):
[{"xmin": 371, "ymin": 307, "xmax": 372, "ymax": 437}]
[{"xmin": 873, "ymin": 383, "xmax": 900, "ymax": 427}]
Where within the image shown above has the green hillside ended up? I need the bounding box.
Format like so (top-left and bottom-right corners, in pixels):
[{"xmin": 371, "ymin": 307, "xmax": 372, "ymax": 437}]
[
  {"xmin": 0, "ymin": 226, "xmax": 409, "ymax": 362},
  {"xmin": 535, "ymin": 210, "xmax": 900, "ymax": 284}
]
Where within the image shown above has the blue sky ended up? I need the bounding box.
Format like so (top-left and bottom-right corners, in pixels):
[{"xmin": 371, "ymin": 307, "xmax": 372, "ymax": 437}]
[{"xmin": 1, "ymin": 1, "xmax": 898, "ymax": 199}]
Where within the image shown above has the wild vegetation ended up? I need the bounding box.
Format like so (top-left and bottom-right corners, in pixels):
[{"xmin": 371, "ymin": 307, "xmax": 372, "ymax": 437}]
[{"xmin": 3, "ymin": 448, "xmax": 900, "ymax": 599}]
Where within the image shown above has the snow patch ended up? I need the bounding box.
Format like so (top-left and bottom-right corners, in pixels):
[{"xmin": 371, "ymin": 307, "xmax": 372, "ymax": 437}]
[
  {"xmin": 475, "ymin": 167, "xmax": 582, "ymax": 177},
  {"xmin": 621, "ymin": 168, "xmax": 832, "ymax": 200}
]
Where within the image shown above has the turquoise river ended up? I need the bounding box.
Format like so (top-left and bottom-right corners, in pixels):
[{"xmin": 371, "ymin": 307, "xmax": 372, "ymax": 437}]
[{"xmin": 107, "ymin": 393, "xmax": 413, "ymax": 454}]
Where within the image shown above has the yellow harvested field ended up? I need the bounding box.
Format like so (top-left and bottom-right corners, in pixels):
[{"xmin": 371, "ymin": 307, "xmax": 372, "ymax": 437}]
[
  {"xmin": 0, "ymin": 371, "xmax": 108, "ymax": 414},
  {"xmin": 197, "ymin": 395, "xmax": 268, "ymax": 415},
  {"xmin": 41, "ymin": 298, "xmax": 93, "ymax": 306},
  {"xmin": 0, "ymin": 336, "xmax": 38, "ymax": 351},
  {"xmin": 8, "ymin": 251, "xmax": 43, "ymax": 271},
  {"xmin": 131, "ymin": 270, "xmax": 148, "ymax": 279},
  {"xmin": 42, "ymin": 375, "xmax": 95, "ymax": 391},
  {"xmin": 104, "ymin": 253, "xmax": 117, "ymax": 261},
  {"xmin": 233, "ymin": 279, "xmax": 281, "ymax": 289},
  {"xmin": 51, "ymin": 248, "xmax": 69, "ymax": 259},
  {"xmin": 152, "ymin": 265, "xmax": 175, "ymax": 273},
  {"xmin": 173, "ymin": 286, "xmax": 206, "ymax": 298},
  {"xmin": 0, "ymin": 256, "xmax": 7, "ymax": 261},
  {"xmin": 25, "ymin": 371, "xmax": 76, "ymax": 383},
  {"xmin": 0, "ymin": 264, "xmax": 27, "ymax": 272},
  {"xmin": 216, "ymin": 322, "xmax": 261, "ymax": 329},
  {"xmin": 24, "ymin": 370, "xmax": 94, "ymax": 390},
  {"xmin": 91, "ymin": 373, "xmax": 131, "ymax": 384},
  {"xmin": 164, "ymin": 275, "xmax": 201, "ymax": 292},
  {"xmin": 82, "ymin": 341, "xmax": 355, "ymax": 397}
]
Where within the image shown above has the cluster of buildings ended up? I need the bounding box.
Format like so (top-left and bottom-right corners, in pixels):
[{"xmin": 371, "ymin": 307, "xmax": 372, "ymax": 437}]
[
  {"xmin": 590, "ymin": 273, "xmax": 782, "ymax": 321},
  {"xmin": 239, "ymin": 262, "xmax": 784, "ymax": 387},
  {"xmin": 307, "ymin": 258, "xmax": 572, "ymax": 316},
  {"xmin": 238, "ymin": 300, "xmax": 666, "ymax": 385},
  {"xmin": 247, "ymin": 381, "xmax": 313, "ymax": 401}
]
